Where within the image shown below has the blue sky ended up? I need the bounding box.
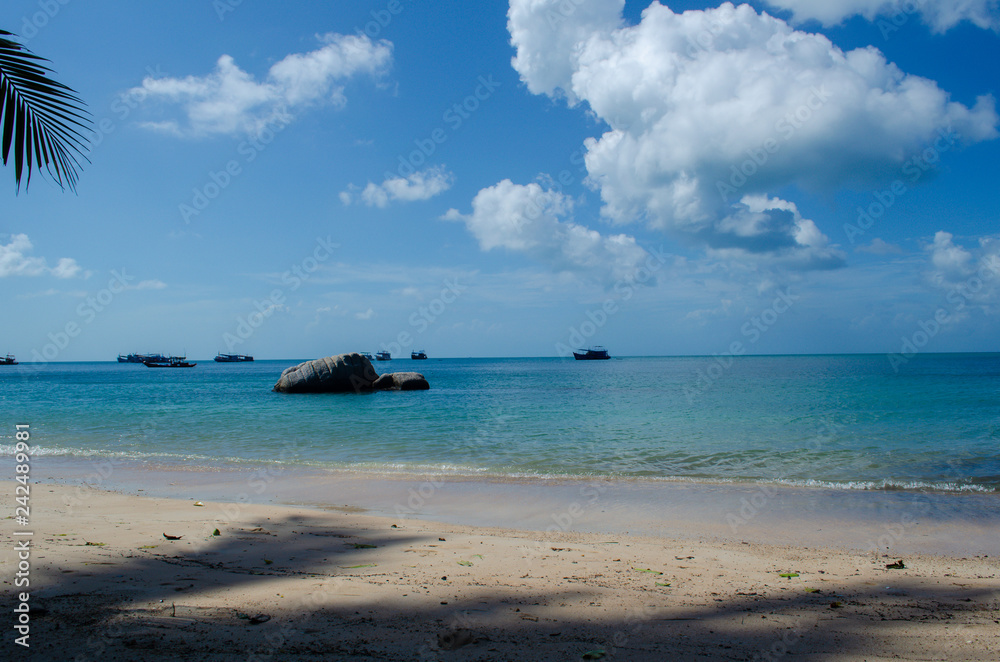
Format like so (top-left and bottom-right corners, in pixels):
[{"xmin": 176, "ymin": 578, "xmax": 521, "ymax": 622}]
[{"xmin": 3, "ymin": 0, "xmax": 999, "ymax": 361}]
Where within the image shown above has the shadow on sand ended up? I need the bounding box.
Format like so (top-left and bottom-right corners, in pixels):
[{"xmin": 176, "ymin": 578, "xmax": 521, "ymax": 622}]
[{"xmin": 18, "ymin": 500, "xmax": 1000, "ymax": 662}]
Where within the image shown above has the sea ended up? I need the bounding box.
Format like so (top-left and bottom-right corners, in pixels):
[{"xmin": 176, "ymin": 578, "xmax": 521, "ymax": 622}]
[{"xmin": 2, "ymin": 353, "xmax": 998, "ymax": 494}]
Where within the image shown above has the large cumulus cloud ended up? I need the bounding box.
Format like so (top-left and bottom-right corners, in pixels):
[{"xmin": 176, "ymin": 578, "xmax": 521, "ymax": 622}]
[
  {"xmin": 443, "ymin": 179, "xmax": 654, "ymax": 285},
  {"xmin": 507, "ymin": 0, "xmax": 998, "ymax": 268}
]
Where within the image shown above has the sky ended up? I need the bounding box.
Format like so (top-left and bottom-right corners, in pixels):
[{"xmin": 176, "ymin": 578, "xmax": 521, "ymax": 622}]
[{"xmin": 2, "ymin": 0, "xmax": 999, "ymax": 361}]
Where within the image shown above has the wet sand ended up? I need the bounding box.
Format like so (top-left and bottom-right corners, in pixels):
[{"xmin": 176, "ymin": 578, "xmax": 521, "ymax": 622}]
[{"xmin": 3, "ymin": 459, "xmax": 997, "ymax": 660}]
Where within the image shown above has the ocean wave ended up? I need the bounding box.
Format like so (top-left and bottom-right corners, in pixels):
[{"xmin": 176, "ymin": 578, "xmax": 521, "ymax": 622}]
[{"xmin": 16, "ymin": 446, "xmax": 997, "ymax": 493}]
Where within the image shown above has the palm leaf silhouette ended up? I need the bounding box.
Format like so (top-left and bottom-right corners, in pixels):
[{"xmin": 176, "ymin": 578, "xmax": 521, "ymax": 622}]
[{"xmin": 0, "ymin": 29, "xmax": 91, "ymax": 193}]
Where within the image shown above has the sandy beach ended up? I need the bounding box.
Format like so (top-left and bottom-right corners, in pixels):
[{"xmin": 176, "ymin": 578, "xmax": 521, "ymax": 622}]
[{"xmin": 3, "ymin": 475, "xmax": 998, "ymax": 661}]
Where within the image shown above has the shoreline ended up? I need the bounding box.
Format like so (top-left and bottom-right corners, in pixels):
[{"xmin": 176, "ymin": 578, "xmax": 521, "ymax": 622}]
[
  {"xmin": 4, "ymin": 480, "xmax": 998, "ymax": 660},
  {"xmin": 39, "ymin": 456, "xmax": 1000, "ymax": 557}
]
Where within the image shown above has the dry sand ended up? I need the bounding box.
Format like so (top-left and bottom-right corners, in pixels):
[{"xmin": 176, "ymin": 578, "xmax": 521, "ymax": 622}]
[{"xmin": 3, "ymin": 482, "xmax": 998, "ymax": 661}]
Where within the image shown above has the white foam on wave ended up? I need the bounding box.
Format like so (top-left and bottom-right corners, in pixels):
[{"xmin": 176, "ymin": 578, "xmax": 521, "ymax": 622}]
[{"xmin": 10, "ymin": 446, "xmax": 997, "ymax": 493}]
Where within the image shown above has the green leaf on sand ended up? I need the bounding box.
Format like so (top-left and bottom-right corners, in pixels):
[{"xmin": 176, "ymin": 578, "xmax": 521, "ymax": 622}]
[
  {"xmin": 342, "ymin": 563, "xmax": 377, "ymax": 569},
  {"xmin": 457, "ymin": 560, "xmax": 474, "ymax": 566},
  {"xmin": 655, "ymin": 582, "xmax": 671, "ymax": 587},
  {"xmin": 635, "ymin": 568, "xmax": 663, "ymax": 575},
  {"xmin": 84, "ymin": 541, "xmax": 105, "ymax": 546},
  {"xmin": 352, "ymin": 543, "xmax": 377, "ymax": 549},
  {"xmin": 804, "ymin": 587, "xmax": 821, "ymax": 593},
  {"xmin": 779, "ymin": 572, "xmax": 800, "ymax": 578}
]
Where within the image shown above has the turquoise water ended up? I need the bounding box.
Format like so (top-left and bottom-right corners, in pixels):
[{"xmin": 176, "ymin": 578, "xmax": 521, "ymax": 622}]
[{"xmin": 2, "ymin": 354, "xmax": 998, "ymax": 492}]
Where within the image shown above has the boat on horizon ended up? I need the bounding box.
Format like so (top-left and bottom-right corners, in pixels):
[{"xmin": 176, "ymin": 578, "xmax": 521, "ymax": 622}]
[
  {"xmin": 214, "ymin": 353, "xmax": 254, "ymax": 362},
  {"xmin": 375, "ymin": 351, "xmax": 391, "ymax": 361},
  {"xmin": 573, "ymin": 346, "xmax": 610, "ymax": 360},
  {"xmin": 143, "ymin": 357, "xmax": 196, "ymax": 368},
  {"xmin": 118, "ymin": 352, "xmax": 170, "ymax": 364},
  {"xmin": 360, "ymin": 352, "xmax": 374, "ymax": 360},
  {"xmin": 1, "ymin": 353, "xmax": 17, "ymax": 365},
  {"xmin": 411, "ymin": 350, "xmax": 428, "ymax": 360}
]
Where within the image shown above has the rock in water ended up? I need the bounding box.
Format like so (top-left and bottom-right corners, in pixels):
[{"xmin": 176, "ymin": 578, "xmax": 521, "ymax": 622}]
[
  {"xmin": 273, "ymin": 353, "xmax": 429, "ymax": 393},
  {"xmin": 273, "ymin": 353, "xmax": 379, "ymax": 393},
  {"xmin": 372, "ymin": 372, "xmax": 430, "ymax": 391}
]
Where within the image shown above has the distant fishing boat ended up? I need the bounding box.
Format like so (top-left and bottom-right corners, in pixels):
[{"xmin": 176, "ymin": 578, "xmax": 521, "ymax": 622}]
[
  {"xmin": 214, "ymin": 353, "xmax": 254, "ymax": 362},
  {"xmin": 118, "ymin": 353, "xmax": 169, "ymax": 364},
  {"xmin": 1, "ymin": 354, "xmax": 17, "ymax": 365},
  {"xmin": 573, "ymin": 346, "xmax": 610, "ymax": 360},
  {"xmin": 411, "ymin": 350, "xmax": 428, "ymax": 360},
  {"xmin": 143, "ymin": 357, "xmax": 196, "ymax": 368},
  {"xmin": 375, "ymin": 351, "xmax": 391, "ymax": 361}
]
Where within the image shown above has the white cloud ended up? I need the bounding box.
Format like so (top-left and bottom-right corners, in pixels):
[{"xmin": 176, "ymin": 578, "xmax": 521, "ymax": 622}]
[
  {"xmin": 0, "ymin": 234, "xmax": 84, "ymax": 279},
  {"xmin": 132, "ymin": 33, "xmax": 393, "ymax": 137},
  {"xmin": 856, "ymin": 237, "xmax": 904, "ymax": 254},
  {"xmin": 344, "ymin": 167, "xmax": 454, "ymax": 208},
  {"xmin": 706, "ymin": 194, "xmax": 846, "ymax": 269},
  {"xmin": 133, "ymin": 279, "xmax": 168, "ymax": 290},
  {"xmin": 924, "ymin": 231, "xmax": 1000, "ymax": 309},
  {"xmin": 507, "ymin": 0, "xmax": 625, "ymax": 103},
  {"xmin": 355, "ymin": 308, "xmax": 375, "ymax": 320},
  {"xmin": 764, "ymin": 0, "xmax": 1000, "ymax": 32},
  {"xmin": 443, "ymin": 178, "xmax": 653, "ymax": 285},
  {"xmin": 928, "ymin": 230, "xmax": 974, "ymax": 278},
  {"xmin": 507, "ymin": 0, "xmax": 998, "ymax": 268}
]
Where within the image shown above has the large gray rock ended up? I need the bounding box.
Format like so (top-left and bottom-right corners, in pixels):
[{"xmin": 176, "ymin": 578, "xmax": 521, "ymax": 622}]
[
  {"xmin": 273, "ymin": 353, "xmax": 379, "ymax": 393},
  {"xmin": 372, "ymin": 371, "xmax": 430, "ymax": 391},
  {"xmin": 273, "ymin": 353, "xmax": 429, "ymax": 393}
]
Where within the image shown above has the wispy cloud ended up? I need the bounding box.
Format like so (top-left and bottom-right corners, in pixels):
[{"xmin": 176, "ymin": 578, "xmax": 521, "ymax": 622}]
[
  {"xmin": 857, "ymin": 238, "xmax": 904, "ymax": 255},
  {"xmin": 764, "ymin": 0, "xmax": 1000, "ymax": 33},
  {"xmin": 131, "ymin": 279, "xmax": 168, "ymax": 291},
  {"xmin": 0, "ymin": 234, "xmax": 85, "ymax": 279},
  {"xmin": 340, "ymin": 166, "xmax": 454, "ymax": 207},
  {"xmin": 131, "ymin": 33, "xmax": 393, "ymax": 137}
]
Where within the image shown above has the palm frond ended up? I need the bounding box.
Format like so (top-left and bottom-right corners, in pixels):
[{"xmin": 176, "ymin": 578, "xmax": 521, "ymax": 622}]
[{"xmin": 0, "ymin": 29, "xmax": 92, "ymax": 193}]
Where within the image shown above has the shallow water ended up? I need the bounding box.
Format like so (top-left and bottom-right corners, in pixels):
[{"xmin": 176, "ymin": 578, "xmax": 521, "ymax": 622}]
[{"xmin": 3, "ymin": 354, "xmax": 999, "ymax": 492}]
